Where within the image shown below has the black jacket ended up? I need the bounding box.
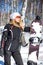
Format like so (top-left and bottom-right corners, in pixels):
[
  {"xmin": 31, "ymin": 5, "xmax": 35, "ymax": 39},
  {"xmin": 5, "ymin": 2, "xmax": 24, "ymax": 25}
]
[{"xmin": 1, "ymin": 24, "xmax": 21, "ymax": 52}]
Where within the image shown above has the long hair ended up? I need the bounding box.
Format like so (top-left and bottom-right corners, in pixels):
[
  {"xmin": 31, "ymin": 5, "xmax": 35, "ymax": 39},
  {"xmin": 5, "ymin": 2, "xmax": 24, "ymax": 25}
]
[{"xmin": 10, "ymin": 19, "xmax": 24, "ymax": 30}]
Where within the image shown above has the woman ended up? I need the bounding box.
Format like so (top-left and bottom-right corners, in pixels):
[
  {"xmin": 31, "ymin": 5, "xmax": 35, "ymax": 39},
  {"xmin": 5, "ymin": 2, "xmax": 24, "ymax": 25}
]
[{"xmin": 1, "ymin": 12, "xmax": 24, "ymax": 65}]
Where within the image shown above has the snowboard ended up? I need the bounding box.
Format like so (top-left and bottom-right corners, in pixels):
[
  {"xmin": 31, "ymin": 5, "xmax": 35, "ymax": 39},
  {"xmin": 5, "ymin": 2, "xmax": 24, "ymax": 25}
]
[{"xmin": 27, "ymin": 37, "xmax": 40, "ymax": 65}]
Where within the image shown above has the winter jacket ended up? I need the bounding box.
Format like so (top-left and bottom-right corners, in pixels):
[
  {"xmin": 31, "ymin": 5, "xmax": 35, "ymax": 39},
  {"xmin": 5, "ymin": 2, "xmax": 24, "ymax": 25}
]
[{"xmin": 1, "ymin": 24, "xmax": 21, "ymax": 52}]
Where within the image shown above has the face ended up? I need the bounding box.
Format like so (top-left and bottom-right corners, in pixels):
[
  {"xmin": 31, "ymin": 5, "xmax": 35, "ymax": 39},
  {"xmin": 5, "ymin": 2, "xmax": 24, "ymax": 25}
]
[{"xmin": 15, "ymin": 17, "xmax": 21, "ymax": 23}]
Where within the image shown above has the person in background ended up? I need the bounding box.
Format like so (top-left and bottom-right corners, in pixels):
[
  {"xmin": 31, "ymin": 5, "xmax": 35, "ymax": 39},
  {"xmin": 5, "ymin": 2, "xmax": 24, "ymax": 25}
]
[{"xmin": 1, "ymin": 12, "xmax": 24, "ymax": 65}]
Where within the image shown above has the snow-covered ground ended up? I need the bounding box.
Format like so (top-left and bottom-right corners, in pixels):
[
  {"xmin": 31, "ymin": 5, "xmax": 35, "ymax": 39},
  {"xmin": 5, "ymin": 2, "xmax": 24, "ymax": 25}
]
[{"xmin": 38, "ymin": 42, "xmax": 43, "ymax": 65}]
